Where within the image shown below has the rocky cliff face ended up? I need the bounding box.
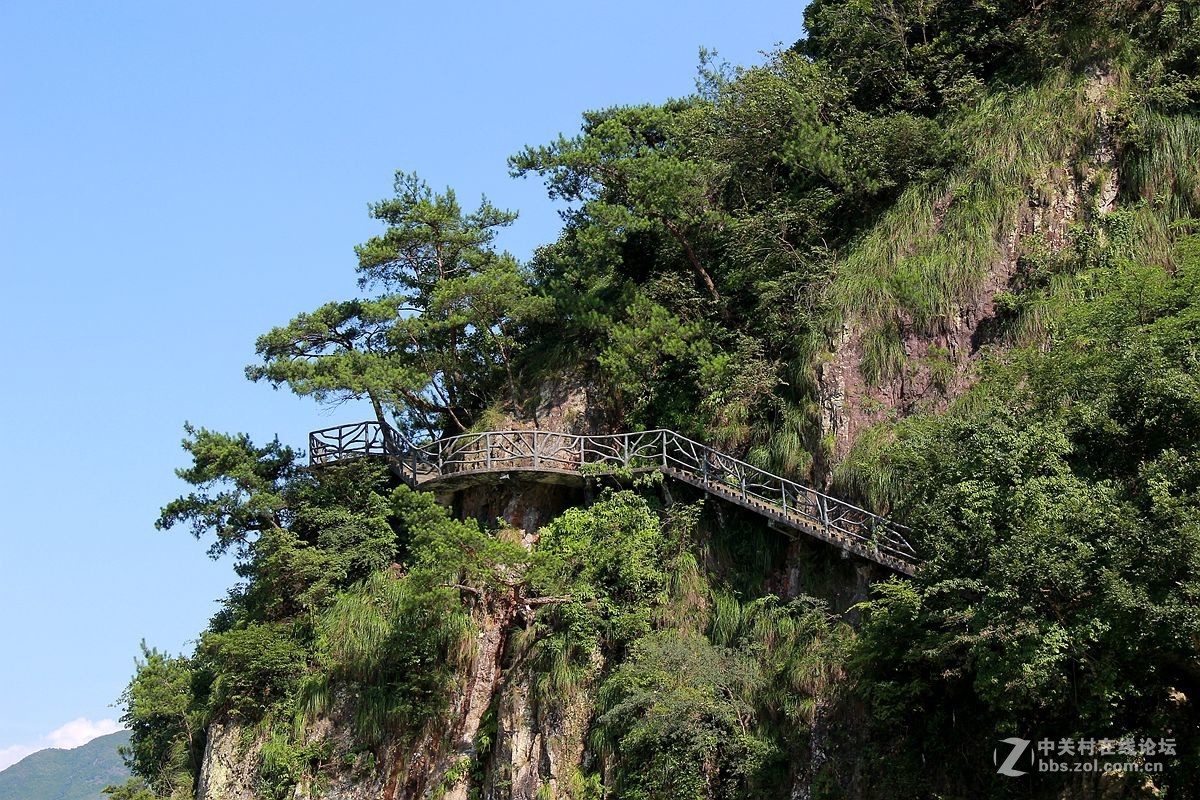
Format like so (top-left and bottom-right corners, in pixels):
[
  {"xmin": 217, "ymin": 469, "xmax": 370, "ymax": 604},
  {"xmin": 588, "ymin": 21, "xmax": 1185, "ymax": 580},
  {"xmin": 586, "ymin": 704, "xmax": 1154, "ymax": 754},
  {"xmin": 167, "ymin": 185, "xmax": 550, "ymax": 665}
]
[
  {"xmin": 816, "ymin": 66, "xmax": 1122, "ymax": 476},
  {"xmin": 195, "ymin": 475, "xmax": 868, "ymax": 800},
  {"xmin": 480, "ymin": 650, "xmax": 600, "ymax": 800},
  {"xmin": 195, "ymin": 472, "xmax": 602, "ymax": 800},
  {"xmin": 197, "ymin": 598, "xmax": 570, "ymax": 800},
  {"xmin": 194, "ymin": 69, "xmax": 1132, "ymax": 800}
]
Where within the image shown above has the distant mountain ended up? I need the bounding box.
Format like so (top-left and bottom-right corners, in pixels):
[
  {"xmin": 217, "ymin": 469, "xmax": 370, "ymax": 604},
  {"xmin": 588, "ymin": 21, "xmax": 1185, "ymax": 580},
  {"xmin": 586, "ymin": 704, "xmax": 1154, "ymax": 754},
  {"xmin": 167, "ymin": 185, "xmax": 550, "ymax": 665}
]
[{"xmin": 0, "ymin": 730, "xmax": 131, "ymax": 800}]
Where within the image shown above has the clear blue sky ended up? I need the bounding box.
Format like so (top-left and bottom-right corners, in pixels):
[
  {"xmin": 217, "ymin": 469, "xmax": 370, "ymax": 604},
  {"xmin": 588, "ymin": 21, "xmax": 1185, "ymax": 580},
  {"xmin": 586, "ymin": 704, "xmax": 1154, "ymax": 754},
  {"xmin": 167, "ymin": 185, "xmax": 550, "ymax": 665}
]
[{"xmin": 0, "ymin": 0, "xmax": 806, "ymax": 763}]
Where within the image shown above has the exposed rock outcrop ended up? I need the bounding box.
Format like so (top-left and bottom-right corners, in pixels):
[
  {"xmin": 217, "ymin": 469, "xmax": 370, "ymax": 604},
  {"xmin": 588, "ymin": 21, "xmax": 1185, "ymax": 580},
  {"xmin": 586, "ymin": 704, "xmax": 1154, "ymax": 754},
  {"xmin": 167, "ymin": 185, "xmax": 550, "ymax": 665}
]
[
  {"xmin": 481, "ymin": 651, "xmax": 601, "ymax": 800},
  {"xmin": 816, "ymin": 66, "xmax": 1122, "ymax": 476},
  {"xmin": 196, "ymin": 721, "xmax": 263, "ymax": 800}
]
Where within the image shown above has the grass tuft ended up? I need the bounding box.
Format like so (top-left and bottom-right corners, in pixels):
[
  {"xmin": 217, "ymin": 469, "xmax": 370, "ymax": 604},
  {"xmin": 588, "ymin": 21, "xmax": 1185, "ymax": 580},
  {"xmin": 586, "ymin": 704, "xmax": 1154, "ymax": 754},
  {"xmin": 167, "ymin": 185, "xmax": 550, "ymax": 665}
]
[{"xmin": 833, "ymin": 74, "xmax": 1100, "ymax": 340}]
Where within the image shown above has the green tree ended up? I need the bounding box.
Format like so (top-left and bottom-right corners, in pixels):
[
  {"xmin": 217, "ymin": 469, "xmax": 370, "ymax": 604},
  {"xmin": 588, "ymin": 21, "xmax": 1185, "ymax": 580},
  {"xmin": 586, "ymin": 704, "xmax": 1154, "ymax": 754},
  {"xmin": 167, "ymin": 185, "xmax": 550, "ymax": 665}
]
[
  {"xmin": 529, "ymin": 489, "xmax": 671, "ymax": 648},
  {"xmin": 117, "ymin": 645, "xmax": 205, "ymax": 799},
  {"xmin": 199, "ymin": 622, "xmax": 308, "ymax": 721},
  {"xmin": 596, "ymin": 630, "xmax": 771, "ymax": 800},
  {"xmin": 247, "ymin": 172, "xmax": 547, "ymax": 437},
  {"xmin": 155, "ymin": 425, "xmax": 298, "ymax": 559},
  {"xmin": 157, "ymin": 427, "xmax": 399, "ymax": 617},
  {"xmin": 103, "ymin": 779, "xmax": 162, "ymax": 800},
  {"xmin": 511, "ymin": 101, "xmax": 727, "ymax": 307},
  {"xmin": 800, "ymin": 0, "xmax": 1200, "ymax": 114}
]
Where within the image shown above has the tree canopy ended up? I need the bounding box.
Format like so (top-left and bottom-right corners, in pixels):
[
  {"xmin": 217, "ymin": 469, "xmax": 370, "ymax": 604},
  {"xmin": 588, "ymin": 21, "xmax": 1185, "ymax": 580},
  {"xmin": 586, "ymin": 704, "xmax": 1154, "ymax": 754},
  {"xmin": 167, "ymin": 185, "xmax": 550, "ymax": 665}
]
[{"xmin": 247, "ymin": 173, "xmax": 549, "ymax": 438}]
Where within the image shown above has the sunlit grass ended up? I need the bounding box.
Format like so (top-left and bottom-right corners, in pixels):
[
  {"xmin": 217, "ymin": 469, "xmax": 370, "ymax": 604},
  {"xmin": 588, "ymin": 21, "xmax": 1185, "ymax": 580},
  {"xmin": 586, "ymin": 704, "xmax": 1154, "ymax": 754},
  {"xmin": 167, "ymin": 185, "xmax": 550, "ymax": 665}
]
[{"xmin": 833, "ymin": 74, "xmax": 1100, "ymax": 337}]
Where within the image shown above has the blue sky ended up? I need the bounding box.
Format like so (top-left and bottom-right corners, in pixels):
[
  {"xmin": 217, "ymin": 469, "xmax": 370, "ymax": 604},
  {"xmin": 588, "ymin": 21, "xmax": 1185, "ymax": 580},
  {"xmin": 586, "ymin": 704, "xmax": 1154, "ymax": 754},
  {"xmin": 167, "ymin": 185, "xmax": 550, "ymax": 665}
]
[{"xmin": 0, "ymin": 0, "xmax": 805, "ymax": 766}]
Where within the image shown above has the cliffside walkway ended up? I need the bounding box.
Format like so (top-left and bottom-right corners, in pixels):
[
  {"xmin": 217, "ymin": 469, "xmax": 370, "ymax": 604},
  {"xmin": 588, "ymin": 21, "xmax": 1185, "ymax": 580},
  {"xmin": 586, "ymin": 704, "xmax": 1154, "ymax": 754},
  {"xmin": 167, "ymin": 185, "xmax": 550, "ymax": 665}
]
[{"xmin": 309, "ymin": 421, "xmax": 919, "ymax": 575}]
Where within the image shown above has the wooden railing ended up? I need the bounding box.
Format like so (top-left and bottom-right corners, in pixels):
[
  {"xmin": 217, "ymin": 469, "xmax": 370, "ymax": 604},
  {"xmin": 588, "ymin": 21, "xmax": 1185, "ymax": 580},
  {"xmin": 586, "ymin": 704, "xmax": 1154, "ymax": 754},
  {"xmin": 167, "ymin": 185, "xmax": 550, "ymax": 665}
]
[{"xmin": 309, "ymin": 422, "xmax": 919, "ymax": 575}]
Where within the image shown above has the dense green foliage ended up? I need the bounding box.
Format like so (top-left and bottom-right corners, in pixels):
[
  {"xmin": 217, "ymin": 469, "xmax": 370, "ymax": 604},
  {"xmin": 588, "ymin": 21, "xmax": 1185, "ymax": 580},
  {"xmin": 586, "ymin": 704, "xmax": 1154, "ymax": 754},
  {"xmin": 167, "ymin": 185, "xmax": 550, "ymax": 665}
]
[
  {"xmin": 121, "ymin": 1, "xmax": 1200, "ymax": 797},
  {"xmin": 130, "ymin": 445, "xmax": 847, "ymax": 799},
  {"xmin": 115, "ymin": 646, "xmax": 204, "ymax": 797},
  {"xmin": 522, "ymin": 490, "xmax": 852, "ymax": 799},
  {"xmin": 127, "ymin": 439, "xmax": 530, "ymax": 797},
  {"xmin": 592, "ymin": 592, "xmax": 851, "ymax": 800},
  {"xmin": 596, "ymin": 630, "xmax": 770, "ymax": 800},
  {"xmin": 840, "ymin": 233, "xmax": 1200, "ymax": 794}
]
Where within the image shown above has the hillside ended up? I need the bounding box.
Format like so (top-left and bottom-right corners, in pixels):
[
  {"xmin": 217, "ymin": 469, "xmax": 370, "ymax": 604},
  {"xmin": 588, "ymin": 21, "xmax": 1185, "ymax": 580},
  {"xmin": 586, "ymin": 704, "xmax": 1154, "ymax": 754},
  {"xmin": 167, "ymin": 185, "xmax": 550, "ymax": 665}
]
[
  {"xmin": 114, "ymin": 1, "xmax": 1200, "ymax": 798},
  {"xmin": 0, "ymin": 731, "xmax": 130, "ymax": 800}
]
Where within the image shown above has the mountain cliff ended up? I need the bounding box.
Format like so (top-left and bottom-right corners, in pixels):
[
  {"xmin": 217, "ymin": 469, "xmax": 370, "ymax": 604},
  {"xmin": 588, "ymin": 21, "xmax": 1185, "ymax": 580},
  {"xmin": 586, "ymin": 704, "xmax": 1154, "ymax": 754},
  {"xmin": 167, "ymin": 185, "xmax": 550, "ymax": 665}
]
[
  {"xmin": 113, "ymin": 2, "xmax": 1200, "ymax": 798},
  {"xmin": 0, "ymin": 731, "xmax": 130, "ymax": 800}
]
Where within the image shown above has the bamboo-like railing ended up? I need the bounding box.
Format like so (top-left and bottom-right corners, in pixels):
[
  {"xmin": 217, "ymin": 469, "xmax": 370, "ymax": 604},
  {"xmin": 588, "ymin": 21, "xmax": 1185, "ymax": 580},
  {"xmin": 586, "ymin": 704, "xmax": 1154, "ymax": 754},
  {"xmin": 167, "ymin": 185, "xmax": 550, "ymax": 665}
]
[{"xmin": 309, "ymin": 421, "xmax": 918, "ymax": 575}]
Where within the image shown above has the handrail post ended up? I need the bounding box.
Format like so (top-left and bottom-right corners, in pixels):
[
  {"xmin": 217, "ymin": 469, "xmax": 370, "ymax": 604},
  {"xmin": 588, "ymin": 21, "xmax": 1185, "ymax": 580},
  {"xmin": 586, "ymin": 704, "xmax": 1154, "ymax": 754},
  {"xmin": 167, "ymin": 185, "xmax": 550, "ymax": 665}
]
[
  {"xmin": 660, "ymin": 431, "xmax": 667, "ymax": 468},
  {"xmin": 533, "ymin": 431, "xmax": 540, "ymax": 469},
  {"xmin": 486, "ymin": 432, "xmax": 493, "ymax": 470}
]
